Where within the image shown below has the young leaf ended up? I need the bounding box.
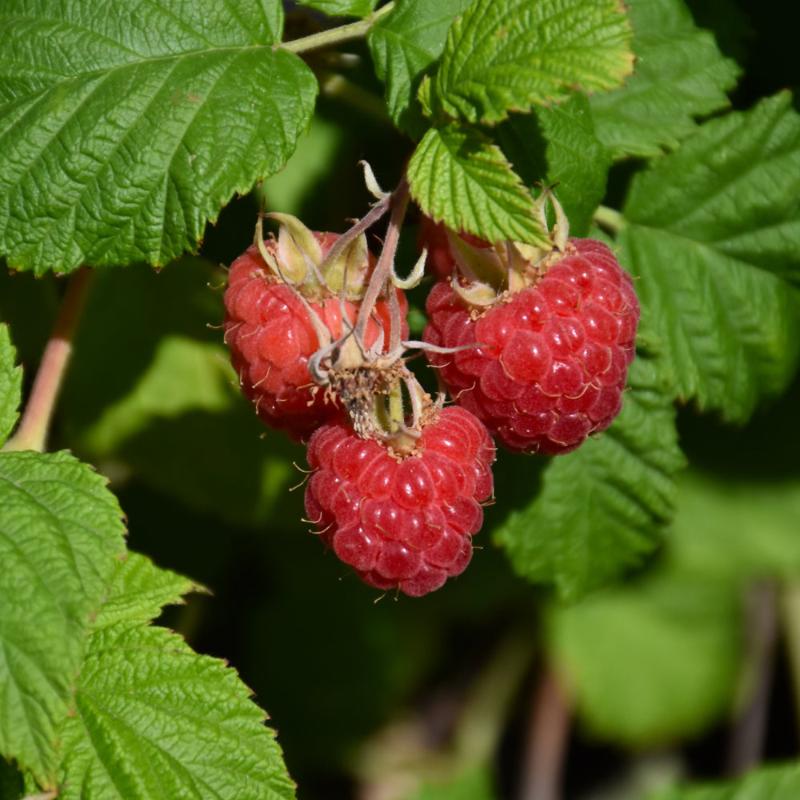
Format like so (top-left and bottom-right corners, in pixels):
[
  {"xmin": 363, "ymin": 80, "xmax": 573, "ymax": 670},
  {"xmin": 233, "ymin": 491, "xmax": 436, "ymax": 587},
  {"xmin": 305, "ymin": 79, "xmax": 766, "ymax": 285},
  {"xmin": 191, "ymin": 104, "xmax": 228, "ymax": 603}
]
[
  {"xmin": 496, "ymin": 93, "xmax": 611, "ymax": 236},
  {"xmin": 655, "ymin": 764, "xmax": 800, "ymax": 800},
  {"xmin": 618, "ymin": 93, "xmax": 800, "ymax": 422},
  {"xmin": 548, "ymin": 570, "xmax": 740, "ymax": 745},
  {"xmin": 0, "ymin": 1, "xmax": 316, "ymax": 274},
  {"xmin": 431, "ymin": 0, "xmax": 633, "ymax": 124},
  {"xmin": 406, "ymin": 125, "xmax": 547, "ymax": 245},
  {"xmin": 368, "ymin": 0, "xmax": 472, "ymax": 137},
  {"xmin": 0, "ymin": 324, "xmax": 22, "ymax": 447},
  {"xmin": 0, "ymin": 451, "xmax": 126, "ymax": 784},
  {"xmin": 495, "ymin": 355, "xmax": 685, "ymax": 599},
  {"xmin": 58, "ymin": 604, "xmax": 295, "ymax": 799},
  {"xmin": 591, "ymin": 0, "xmax": 740, "ymax": 158},
  {"xmin": 299, "ymin": 0, "xmax": 377, "ymax": 17}
]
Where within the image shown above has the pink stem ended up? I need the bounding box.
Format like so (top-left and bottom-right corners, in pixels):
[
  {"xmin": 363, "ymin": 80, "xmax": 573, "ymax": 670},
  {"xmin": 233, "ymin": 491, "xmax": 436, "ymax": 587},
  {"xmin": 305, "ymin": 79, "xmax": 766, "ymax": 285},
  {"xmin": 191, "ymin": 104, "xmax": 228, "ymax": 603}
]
[
  {"xmin": 353, "ymin": 179, "xmax": 409, "ymax": 343},
  {"xmin": 4, "ymin": 267, "xmax": 94, "ymax": 453}
]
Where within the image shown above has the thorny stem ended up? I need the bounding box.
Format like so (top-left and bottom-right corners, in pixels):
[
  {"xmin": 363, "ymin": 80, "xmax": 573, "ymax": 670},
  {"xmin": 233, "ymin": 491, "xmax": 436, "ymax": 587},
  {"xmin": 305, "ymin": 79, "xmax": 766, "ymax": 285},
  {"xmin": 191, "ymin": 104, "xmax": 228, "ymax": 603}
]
[
  {"xmin": 593, "ymin": 205, "xmax": 625, "ymax": 235},
  {"xmin": 354, "ymin": 178, "xmax": 410, "ymax": 344},
  {"xmin": 517, "ymin": 665, "xmax": 572, "ymax": 800},
  {"xmin": 280, "ymin": 2, "xmax": 395, "ymax": 54},
  {"xmin": 3, "ymin": 268, "xmax": 94, "ymax": 453},
  {"xmin": 727, "ymin": 581, "xmax": 779, "ymax": 777}
]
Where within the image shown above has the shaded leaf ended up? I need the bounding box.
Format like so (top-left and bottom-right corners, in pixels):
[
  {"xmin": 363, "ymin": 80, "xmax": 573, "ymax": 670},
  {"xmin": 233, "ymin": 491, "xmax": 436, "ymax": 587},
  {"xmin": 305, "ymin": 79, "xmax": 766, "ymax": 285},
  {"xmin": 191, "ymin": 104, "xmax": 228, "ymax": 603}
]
[
  {"xmin": 368, "ymin": 0, "xmax": 472, "ymax": 136},
  {"xmin": 549, "ymin": 571, "xmax": 740, "ymax": 745},
  {"xmin": 496, "ymin": 94, "xmax": 611, "ymax": 236},
  {"xmin": 591, "ymin": 0, "xmax": 740, "ymax": 158},
  {"xmin": 0, "ymin": 325, "xmax": 22, "ymax": 446},
  {"xmin": 496, "ymin": 355, "xmax": 685, "ymax": 599},
  {"xmin": 61, "ymin": 259, "xmax": 300, "ymax": 527},
  {"xmin": 655, "ymin": 764, "xmax": 800, "ymax": 800}
]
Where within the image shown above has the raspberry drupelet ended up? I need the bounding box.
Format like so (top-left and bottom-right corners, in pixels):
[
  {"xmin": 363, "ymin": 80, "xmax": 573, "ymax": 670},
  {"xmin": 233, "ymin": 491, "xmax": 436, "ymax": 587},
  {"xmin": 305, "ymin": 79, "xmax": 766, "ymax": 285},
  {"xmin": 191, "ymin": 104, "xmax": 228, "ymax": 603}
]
[
  {"xmin": 304, "ymin": 406, "xmax": 495, "ymax": 597},
  {"xmin": 424, "ymin": 237, "xmax": 639, "ymax": 454},
  {"xmin": 223, "ymin": 217, "xmax": 407, "ymax": 441}
]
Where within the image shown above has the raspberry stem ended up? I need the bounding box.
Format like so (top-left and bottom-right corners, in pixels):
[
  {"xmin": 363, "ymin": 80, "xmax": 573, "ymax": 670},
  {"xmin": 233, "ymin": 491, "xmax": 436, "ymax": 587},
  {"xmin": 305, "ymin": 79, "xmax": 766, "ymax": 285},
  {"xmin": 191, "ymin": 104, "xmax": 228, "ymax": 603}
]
[
  {"xmin": 3, "ymin": 267, "xmax": 94, "ymax": 453},
  {"xmin": 353, "ymin": 178, "xmax": 409, "ymax": 345},
  {"xmin": 280, "ymin": 3, "xmax": 395, "ymax": 55}
]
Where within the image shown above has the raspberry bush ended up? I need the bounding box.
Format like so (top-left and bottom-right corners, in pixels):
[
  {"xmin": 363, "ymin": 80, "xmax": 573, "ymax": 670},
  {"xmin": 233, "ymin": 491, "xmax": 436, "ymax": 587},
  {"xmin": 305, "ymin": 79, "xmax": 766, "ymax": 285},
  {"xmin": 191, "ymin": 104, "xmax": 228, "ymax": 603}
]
[{"xmin": 2, "ymin": 1, "xmax": 800, "ymax": 799}]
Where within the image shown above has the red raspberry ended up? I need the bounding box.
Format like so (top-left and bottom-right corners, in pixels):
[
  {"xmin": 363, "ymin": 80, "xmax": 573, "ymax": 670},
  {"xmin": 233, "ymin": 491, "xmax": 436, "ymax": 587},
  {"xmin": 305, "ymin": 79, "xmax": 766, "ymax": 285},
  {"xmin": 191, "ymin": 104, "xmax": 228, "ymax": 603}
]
[
  {"xmin": 424, "ymin": 239, "xmax": 639, "ymax": 454},
  {"xmin": 418, "ymin": 217, "xmax": 489, "ymax": 280},
  {"xmin": 304, "ymin": 406, "xmax": 495, "ymax": 596},
  {"xmin": 224, "ymin": 237, "xmax": 407, "ymax": 441}
]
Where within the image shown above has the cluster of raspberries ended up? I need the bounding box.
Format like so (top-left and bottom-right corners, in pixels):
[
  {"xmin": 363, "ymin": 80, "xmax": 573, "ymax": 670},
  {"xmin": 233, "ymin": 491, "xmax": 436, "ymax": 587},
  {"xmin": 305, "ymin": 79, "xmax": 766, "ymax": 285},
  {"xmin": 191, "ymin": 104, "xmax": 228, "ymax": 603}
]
[{"xmin": 223, "ymin": 213, "xmax": 639, "ymax": 597}]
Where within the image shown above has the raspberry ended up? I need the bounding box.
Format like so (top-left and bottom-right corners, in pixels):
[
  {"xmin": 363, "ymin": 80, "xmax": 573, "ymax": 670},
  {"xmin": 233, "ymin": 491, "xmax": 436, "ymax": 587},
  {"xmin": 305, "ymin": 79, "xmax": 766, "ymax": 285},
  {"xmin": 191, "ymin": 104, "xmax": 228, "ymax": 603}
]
[
  {"xmin": 304, "ymin": 406, "xmax": 495, "ymax": 596},
  {"xmin": 424, "ymin": 238, "xmax": 639, "ymax": 454},
  {"xmin": 417, "ymin": 216, "xmax": 489, "ymax": 280},
  {"xmin": 224, "ymin": 224, "xmax": 407, "ymax": 441}
]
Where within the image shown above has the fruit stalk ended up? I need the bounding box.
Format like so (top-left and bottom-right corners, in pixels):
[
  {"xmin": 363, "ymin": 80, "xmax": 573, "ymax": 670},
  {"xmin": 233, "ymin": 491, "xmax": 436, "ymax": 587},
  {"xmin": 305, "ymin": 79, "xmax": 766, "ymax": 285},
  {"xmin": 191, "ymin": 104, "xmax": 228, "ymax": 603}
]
[
  {"xmin": 3, "ymin": 267, "xmax": 94, "ymax": 453},
  {"xmin": 353, "ymin": 178, "xmax": 409, "ymax": 345}
]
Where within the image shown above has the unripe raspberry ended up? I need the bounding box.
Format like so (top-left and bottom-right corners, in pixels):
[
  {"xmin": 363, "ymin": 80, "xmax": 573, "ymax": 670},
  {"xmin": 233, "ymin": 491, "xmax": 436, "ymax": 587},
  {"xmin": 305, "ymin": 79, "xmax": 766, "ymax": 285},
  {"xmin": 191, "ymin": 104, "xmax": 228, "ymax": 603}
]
[
  {"xmin": 424, "ymin": 238, "xmax": 639, "ymax": 454},
  {"xmin": 304, "ymin": 407, "xmax": 495, "ymax": 596},
  {"xmin": 224, "ymin": 222, "xmax": 407, "ymax": 440}
]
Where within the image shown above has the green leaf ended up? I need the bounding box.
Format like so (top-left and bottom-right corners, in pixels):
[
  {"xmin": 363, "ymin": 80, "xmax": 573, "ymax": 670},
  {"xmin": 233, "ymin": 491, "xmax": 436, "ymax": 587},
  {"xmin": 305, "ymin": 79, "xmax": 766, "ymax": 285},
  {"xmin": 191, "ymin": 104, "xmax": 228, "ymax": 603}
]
[
  {"xmin": 368, "ymin": 0, "xmax": 472, "ymax": 136},
  {"xmin": 93, "ymin": 551, "xmax": 200, "ymax": 631},
  {"xmin": 0, "ymin": 451, "xmax": 126, "ymax": 784},
  {"xmin": 496, "ymin": 355, "xmax": 686, "ymax": 599},
  {"xmin": 407, "ymin": 125, "xmax": 547, "ymax": 245},
  {"xmin": 591, "ymin": 0, "xmax": 740, "ymax": 158},
  {"xmin": 496, "ymin": 93, "xmax": 611, "ymax": 236},
  {"xmin": 299, "ymin": 0, "xmax": 377, "ymax": 17},
  {"xmin": 655, "ymin": 764, "xmax": 800, "ymax": 800},
  {"xmin": 58, "ymin": 623, "xmax": 294, "ymax": 800},
  {"xmin": 668, "ymin": 475, "xmax": 800, "ymax": 581},
  {"xmin": 0, "ymin": 325, "xmax": 22, "ymax": 447},
  {"xmin": 431, "ymin": 0, "xmax": 633, "ymax": 124},
  {"xmin": 412, "ymin": 766, "xmax": 497, "ymax": 800},
  {"xmin": 0, "ymin": 1, "xmax": 316, "ymax": 274},
  {"xmin": 618, "ymin": 93, "xmax": 800, "ymax": 422},
  {"xmin": 61, "ymin": 259, "xmax": 299, "ymax": 528},
  {"xmin": 548, "ymin": 570, "xmax": 741, "ymax": 746}
]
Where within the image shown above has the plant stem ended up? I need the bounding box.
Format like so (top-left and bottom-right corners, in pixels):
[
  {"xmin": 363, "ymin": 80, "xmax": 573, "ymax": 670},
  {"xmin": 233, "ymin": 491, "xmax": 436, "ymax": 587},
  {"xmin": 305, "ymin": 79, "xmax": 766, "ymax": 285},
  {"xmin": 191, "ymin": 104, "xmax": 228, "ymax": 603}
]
[
  {"xmin": 517, "ymin": 665, "xmax": 572, "ymax": 800},
  {"xmin": 780, "ymin": 582, "xmax": 800, "ymax": 735},
  {"xmin": 453, "ymin": 632, "xmax": 535, "ymax": 763},
  {"xmin": 3, "ymin": 267, "xmax": 94, "ymax": 453},
  {"xmin": 280, "ymin": 2, "xmax": 395, "ymax": 54},
  {"xmin": 353, "ymin": 178, "xmax": 409, "ymax": 344},
  {"xmin": 593, "ymin": 205, "xmax": 626, "ymax": 235},
  {"xmin": 319, "ymin": 72, "xmax": 391, "ymax": 123},
  {"xmin": 726, "ymin": 581, "xmax": 778, "ymax": 777}
]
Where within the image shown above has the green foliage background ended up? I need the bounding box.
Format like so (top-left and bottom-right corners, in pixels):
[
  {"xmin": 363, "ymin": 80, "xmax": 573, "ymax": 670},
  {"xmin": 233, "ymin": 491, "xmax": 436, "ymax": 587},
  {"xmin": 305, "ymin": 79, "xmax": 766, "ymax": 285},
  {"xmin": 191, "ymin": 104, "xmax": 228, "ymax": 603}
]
[{"xmin": 1, "ymin": 0, "xmax": 800, "ymax": 798}]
